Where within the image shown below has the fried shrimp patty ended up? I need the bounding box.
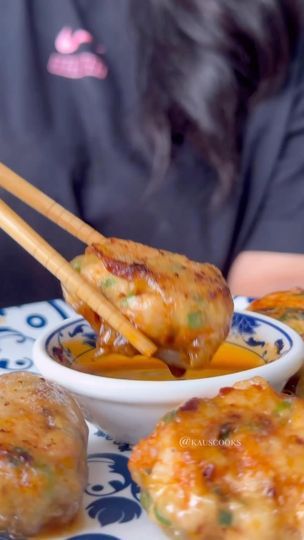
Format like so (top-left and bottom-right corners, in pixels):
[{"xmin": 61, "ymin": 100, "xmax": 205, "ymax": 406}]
[
  {"xmin": 249, "ymin": 287, "xmax": 304, "ymax": 339},
  {"xmin": 0, "ymin": 372, "xmax": 88, "ymax": 537},
  {"xmin": 65, "ymin": 237, "xmax": 233, "ymax": 369},
  {"xmin": 129, "ymin": 377, "xmax": 304, "ymax": 540}
]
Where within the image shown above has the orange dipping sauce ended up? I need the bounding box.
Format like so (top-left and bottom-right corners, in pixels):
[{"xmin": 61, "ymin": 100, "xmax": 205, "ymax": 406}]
[{"xmin": 64, "ymin": 341, "xmax": 263, "ymax": 381}]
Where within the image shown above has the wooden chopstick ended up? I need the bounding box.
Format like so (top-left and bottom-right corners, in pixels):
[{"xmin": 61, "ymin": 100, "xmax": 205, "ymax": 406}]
[
  {"xmin": 0, "ymin": 163, "xmax": 104, "ymax": 245},
  {"xmin": 0, "ymin": 199, "xmax": 157, "ymax": 357},
  {"xmin": 0, "ymin": 163, "xmax": 158, "ymax": 355}
]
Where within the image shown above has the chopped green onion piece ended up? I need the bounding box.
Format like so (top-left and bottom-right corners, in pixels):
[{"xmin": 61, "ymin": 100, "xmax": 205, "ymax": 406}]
[
  {"xmin": 218, "ymin": 509, "xmax": 233, "ymax": 527},
  {"xmin": 154, "ymin": 506, "xmax": 172, "ymax": 527},
  {"xmin": 162, "ymin": 410, "xmax": 177, "ymax": 424},
  {"xmin": 187, "ymin": 311, "xmax": 203, "ymax": 329},
  {"xmin": 71, "ymin": 257, "xmax": 82, "ymax": 272},
  {"xmin": 274, "ymin": 400, "xmax": 292, "ymax": 414},
  {"xmin": 140, "ymin": 490, "xmax": 152, "ymax": 511},
  {"xmin": 101, "ymin": 277, "xmax": 117, "ymax": 288},
  {"xmin": 120, "ymin": 294, "xmax": 137, "ymax": 307},
  {"xmin": 36, "ymin": 462, "xmax": 54, "ymax": 489}
]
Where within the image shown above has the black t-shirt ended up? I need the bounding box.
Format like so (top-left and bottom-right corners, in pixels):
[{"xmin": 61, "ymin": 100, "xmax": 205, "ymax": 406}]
[{"xmin": 0, "ymin": 0, "xmax": 304, "ymax": 306}]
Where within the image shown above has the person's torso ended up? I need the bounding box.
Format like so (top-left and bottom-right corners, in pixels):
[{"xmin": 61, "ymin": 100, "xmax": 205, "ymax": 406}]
[{"xmin": 0, "ymin": 0, "xmax": 294, "ymax": 305}]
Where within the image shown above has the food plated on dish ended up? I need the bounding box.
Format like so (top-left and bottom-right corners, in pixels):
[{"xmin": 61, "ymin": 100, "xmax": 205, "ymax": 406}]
[
  {"xmin": 33, "ymin": 309, "xmax": 304, "ymax": 443},
  {"xmin": 31, "ymin": 282, "xmax": 304, "ymax": 538},
  {"xmin": 0, "ymin": 371, "xmax": 88, "ymax": 537},
  {"xmin": 129, "ymin": 377, "xmax": 304, "ymax": 540},
  {"xmin": 248, "ymin": 288, "xmax": 304, "ymax": 396},
  {"xmin": 65, "ymin": 237, "xmax": 233, "ymax": 371},
  {"xmin": 249, "ymin": 287, "xmax": 304, "ymax": 339},
  {"xmin": 2, "ymin": 166, "xmax": 304, "ymax": 539},
  {"xmin": 4, "ymin": 279, "xmax": 304, "ymax": 539}
]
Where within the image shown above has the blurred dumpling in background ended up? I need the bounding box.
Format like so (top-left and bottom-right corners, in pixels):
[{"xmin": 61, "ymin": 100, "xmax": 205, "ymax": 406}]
[
  {"xmin": 249, "ymin": 288, "xmax": 304, "ymax": 338},
  {"xmin": 249, "ymin": 289, "xmax": 304, "ymax": 397}
]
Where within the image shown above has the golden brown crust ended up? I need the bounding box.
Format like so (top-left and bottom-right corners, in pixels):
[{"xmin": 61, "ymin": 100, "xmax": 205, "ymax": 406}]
[
  {"xmin": 65, "ymin": 238, "xmax": 233, "ymax": 369},
  {"xmin": 129, "ymin": 377, "xmax": 304, "ymax": 539},
  {"xmin": 0, "ymin": 372, "xmax": 88, "ymax": 536},
  {"xmin": 249, "ymin": 288, "xmax": 304, "ymax": 339}
]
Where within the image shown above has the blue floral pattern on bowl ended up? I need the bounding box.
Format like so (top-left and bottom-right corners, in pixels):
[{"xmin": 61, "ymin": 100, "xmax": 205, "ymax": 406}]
[
  {"xmin": 45, "ymin": 310, "xmax": 293, "ymax": 372},
  {"xmin": 230, "ymin": 312, "xmax": 291, "ymax": 362}
]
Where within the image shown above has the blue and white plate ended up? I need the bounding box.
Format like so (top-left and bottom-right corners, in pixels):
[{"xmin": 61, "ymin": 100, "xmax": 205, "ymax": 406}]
[
  {"xmin": 0, "ymin": 299, "xmax": 168, "ymax": 539},
  {"xmin": 0, "ymin": 297, "xmax": 253, "ymax": 539}
]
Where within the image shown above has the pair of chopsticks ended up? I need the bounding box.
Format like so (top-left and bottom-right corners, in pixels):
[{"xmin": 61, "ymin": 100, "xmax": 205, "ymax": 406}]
[{"xmin": 0, "ymin": 163, "xmax": 157, "ymax": 357}]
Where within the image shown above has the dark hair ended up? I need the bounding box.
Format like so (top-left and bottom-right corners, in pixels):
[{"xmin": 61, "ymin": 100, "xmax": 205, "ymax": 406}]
[{"xmin": 132, "ymin": 0, "xmax": 302, "ymax": 197}]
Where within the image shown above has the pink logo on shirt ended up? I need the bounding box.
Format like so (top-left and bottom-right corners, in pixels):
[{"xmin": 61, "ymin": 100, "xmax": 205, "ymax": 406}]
[
  {"xmin": 55, "ymin": 27, "xmax": 93, "ymax": 54},
  {"xmin": 47, "ymin": 27, "xmax": 108, "ymax": 80}
]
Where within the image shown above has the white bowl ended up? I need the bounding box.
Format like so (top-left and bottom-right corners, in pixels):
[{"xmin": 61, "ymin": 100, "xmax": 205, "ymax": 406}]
[{"xmin": 33, "ymin": 311, "xmax": 304, "ymax": 443}]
